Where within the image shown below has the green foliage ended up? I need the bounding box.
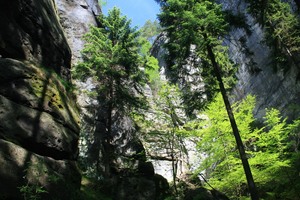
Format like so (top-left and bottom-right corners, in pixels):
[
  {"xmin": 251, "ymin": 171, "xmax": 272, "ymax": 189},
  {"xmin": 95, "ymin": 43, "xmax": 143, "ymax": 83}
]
[
  {"xmin": 73, "ymin": 7, "xmax": 148, "ymax": 114},
  {"xmin": 187, "ymin": 94, "xmax": 300, "ymax": 199},
  {"xmin": 246, "ymin": 0, "xmax": 300, "ymax": 73},
  {"xmin": 135, "ymin": 81, "xmax": 183, "ymax": 132},
  {"xmin": 134, "ymin": 80, "xmax": 186, "ymax": 195},
  {"xmin": 19, "ymin": 161, "xmax": 48, "ymax": 200},
  {"xmin": 98, "ymin": 0, "xmax": 107, "ymax": 6},
  {"xmin": 138, "ymin": 20, "xmax": 162, "ymax": 92},
  {"xmin": 19, "ymin": 184, "xmax": 47, "ymax": 200},
  {"xmin": 158, "ymin": 2, "xmax": 258, "ymax": 197},
  {"xmin": 194, "ymin": 94, "xmax": 255, "ymax": 176},
  {"xmin": 145, "ymin": 56, "xmax": 161, "ymax": 92},
  {"xmin": 137, "ymin": 23, "xmax": 161, "ymax": 93},
  {"xmin": 158, "ymin": 0, "xmax": 237, "ymax": 115},
  {"xmin": 140, "ymin": 20, "xmax": 162, "ymax": 43}
]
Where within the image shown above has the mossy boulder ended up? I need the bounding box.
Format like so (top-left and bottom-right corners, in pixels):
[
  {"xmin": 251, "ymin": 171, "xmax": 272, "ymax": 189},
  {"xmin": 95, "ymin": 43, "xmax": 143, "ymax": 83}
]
[
  {"xmin": 0, "ymin": 58, "xmax": 81, "ymax": 199},
  {"xmin": 0, "ymin": 58, "xmax": 80, "ymax": 159}
]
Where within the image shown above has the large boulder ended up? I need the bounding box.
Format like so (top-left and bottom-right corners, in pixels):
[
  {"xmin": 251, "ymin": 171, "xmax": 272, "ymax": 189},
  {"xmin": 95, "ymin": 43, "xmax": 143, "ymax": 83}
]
[
  {"xmin": 184, "ymin": 188, "xmax": 229, "ymax": 200},
  {"xmin": 102, "ymin": 162, "xmax": 169, "ymax": 200},
  {"xmin": 0, "ymin": 58, "xmax": 80, "ymax": 160},
  {"xmin": 0, "ymin": 139, "xmax": 81, "ymax": 200}
]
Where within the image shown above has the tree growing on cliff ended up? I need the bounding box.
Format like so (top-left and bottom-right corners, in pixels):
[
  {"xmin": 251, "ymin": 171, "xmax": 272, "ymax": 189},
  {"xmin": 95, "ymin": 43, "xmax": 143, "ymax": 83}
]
[
  {"xmin": 158, "ymin": 0, "xmax": 259, "ymax": 199},
  {"xmin": 140, "ymin": 20, "xmax": 162, "ymax": 43},
  {"xmin": 134, "ymin": 78, "xmax": 187, "ymax": 195}
]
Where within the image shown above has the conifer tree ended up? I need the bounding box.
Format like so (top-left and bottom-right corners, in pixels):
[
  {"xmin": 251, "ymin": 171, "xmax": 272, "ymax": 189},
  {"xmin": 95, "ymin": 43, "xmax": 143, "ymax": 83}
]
[
  {"xmin": 73, "ymin": 7, "xmax": 148, "ymax": 176},
  {"xmin": 158, "ymin": 0, "xmax": 259, "ymax": 199},
  {"xmin": 140, "ymin": 20, "xmax": 162, "ymax": 43},
  {"xmin": 246, "ymin": 0, "xmax": 300, "ymax": 73},
  {"xmin": 74, "ymin": 7, "xmax": 148, "ymax": 134}
]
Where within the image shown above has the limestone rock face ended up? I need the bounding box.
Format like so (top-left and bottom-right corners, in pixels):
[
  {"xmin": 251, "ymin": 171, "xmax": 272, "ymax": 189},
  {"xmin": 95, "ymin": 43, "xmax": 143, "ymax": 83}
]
[
  {"xmin": 54, "ymin": 0, "xmax": 100, "ymax": 65},
  {"xmin": 0, "ymin": 0, "xmax": 71, "ymax": 80},
  {"xmin": 220, "ymin": 0, "xmax": 300, "ymax": 120},
  {"xmin": 0, "ymin": 0, "xmax": 81, "ymax": 199}
]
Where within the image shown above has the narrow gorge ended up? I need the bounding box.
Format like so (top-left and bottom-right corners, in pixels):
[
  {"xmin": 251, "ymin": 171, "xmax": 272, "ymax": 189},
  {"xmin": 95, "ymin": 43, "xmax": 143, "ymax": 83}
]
[{"xmin": 1, "ymin": 0, "xmax": 300, "ymax": 200}]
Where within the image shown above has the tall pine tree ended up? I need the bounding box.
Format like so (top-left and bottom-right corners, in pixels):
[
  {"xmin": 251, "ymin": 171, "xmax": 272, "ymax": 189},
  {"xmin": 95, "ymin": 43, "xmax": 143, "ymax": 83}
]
[{"xmin": 158, "ymin": 0, "xmax": 259, "ymax": 199}]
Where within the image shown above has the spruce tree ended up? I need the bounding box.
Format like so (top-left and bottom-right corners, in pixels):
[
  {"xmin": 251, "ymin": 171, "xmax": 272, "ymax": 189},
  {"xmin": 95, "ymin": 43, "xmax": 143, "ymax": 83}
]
[
  {"xmin": 73, "ymin": 7, "xmax": 148, "ymax": 176},
  {"xmin": 74, "ymin": 7, "xmax": 147, "ymax": 133}
]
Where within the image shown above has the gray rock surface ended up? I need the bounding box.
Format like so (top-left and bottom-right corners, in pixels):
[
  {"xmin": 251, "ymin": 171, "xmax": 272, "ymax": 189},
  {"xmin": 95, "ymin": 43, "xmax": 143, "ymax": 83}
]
[
  {"xmin": 0, "ymin": 139, "xmax": 80, "ymax": 200},
  {"xmin": 149, "ymin": 2, "xmax": 300, "ymax": 195},
  {"xmin": 0, "ymin": 0, "xmax": 81, "ymax": 198},
  {"xmin": 55, "ymin": 0, "xmax": 100, "ymax": 65},
  {"xmin": 221, "ymin": 0, "xmax": 300, "ymax": 120},
  {"xmin": 0, "ymin": 0, "xmax": 71, "ymax": 80},
  {"xmin": 152, "ymin": 1, "xmax": 300, "ymax": 121},
  {"xmin": 0, "ymin": 58, "xmax": 81, "ymax": 198},
  {"xmin": 0, "ymin": 58, "xmax": 80, "ymax": 160}
]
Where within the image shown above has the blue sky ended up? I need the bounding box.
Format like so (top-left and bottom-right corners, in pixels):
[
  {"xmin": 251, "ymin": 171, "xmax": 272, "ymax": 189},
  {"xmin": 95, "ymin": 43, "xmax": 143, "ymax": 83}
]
[{"xmin": 102, "ymin": 0, "xmax": 161, "ymax": 28}]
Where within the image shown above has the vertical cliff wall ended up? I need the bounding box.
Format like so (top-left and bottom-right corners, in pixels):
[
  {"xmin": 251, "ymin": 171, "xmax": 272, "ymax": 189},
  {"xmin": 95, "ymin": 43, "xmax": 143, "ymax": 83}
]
[
  {"xmin": 54, "ymin": 0, "xmax": 100, "ymax": 65},
  {"xmin": 221, "ymin": 0, "xmax": 300, "ymax": 120},
  {"xmin": 149, "ymin": 1, "xmax": 300, "ymax": 190},
  {"xmin": 0, "ymin": 0, "xmax": 81, "ymax": 199},
  {"xmin": 54, "ymin": 0, "xmax": 101, "ymax": 174}
]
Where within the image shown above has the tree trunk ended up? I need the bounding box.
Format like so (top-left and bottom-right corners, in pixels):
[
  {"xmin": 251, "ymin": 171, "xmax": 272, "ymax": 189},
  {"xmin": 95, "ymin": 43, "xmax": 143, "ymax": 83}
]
[
  {"xmin": 102, "ymin": 77, "xmax": 114, "ymax": 178},
  {"xmin": 206, "ymin": 44, "xmax": 259, "ymax": 200}
]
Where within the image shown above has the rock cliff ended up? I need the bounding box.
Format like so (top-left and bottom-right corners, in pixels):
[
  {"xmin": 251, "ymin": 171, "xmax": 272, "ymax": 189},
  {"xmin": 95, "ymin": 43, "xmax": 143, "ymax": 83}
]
[
  {"xmin": 149, "ymin": 1, "xmax": 300, "ymax": 195},
  {"xmin": 221, "ymin": 0, "xmax": 300, "ymax": 121},
  {"xmin": 54, "ymin": 0, "xmax": 100, "ymax": 65},
  {"xmin": 0, "ymin": 0, "xmax": 71, "ymax": 79},
  {"xmin": 4, "ymin": 0, "xmax": 296, "ymax": 199},
  {"xmin": 0, "ymin": 0, "xmax": 81, "ymax": 199}
]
